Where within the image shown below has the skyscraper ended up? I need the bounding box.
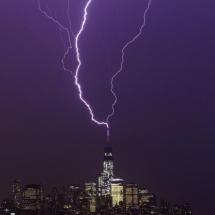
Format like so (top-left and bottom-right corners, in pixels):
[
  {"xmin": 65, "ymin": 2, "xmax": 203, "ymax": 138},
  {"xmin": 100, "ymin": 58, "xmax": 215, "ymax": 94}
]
[{"xmin": 98, "ymin": 144, "xmax": 114, "ymax": 196}]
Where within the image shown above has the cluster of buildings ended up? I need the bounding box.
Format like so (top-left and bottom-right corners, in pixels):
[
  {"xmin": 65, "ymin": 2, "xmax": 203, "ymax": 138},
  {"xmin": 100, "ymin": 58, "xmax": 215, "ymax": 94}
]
[{"xmin": 0, "ymin": 144, "xmax": 192, "ymax": 215}]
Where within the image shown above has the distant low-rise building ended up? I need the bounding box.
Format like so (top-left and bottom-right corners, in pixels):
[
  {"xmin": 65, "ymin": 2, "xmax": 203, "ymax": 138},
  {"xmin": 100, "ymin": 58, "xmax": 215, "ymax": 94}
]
[
  {"xmin": 124, "ymin": 183, "xmax": 138, "ymax": 209},
  {"xmin": 22, "ymin": 184, "xmax": 43, "ymax": 211},
  {"xmin": 139, "ymin": 188, "xmax": 156, "ymax": 206},
  {"xmin": 111, "ymin": 178, "xmax": 124, "ymax": 207},
  {"xmin": 12, "ymin": 179, "xmax": 22, "ymax": 208}
]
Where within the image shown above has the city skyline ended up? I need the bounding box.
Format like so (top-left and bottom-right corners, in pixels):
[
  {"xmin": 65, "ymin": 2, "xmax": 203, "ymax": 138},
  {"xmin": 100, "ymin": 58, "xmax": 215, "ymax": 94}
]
[{"xmin": 1, "ymin": 144, "xmax": 192, "ymax": 214}]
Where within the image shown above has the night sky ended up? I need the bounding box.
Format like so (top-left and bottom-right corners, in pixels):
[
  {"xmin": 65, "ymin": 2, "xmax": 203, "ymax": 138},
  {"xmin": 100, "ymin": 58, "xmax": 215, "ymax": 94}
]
[{"xmin": 0, "ymin": 0, "xmax": 214, "ymax": 214}]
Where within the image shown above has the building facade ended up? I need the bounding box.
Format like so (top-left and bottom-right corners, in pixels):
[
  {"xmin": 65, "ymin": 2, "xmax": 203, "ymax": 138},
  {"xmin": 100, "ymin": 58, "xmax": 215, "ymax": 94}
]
[
  {"xmin": 84, "ymin": 182, "xmax": 97, "ymax": 212},
  {"xmin": 22, "ymin": 184, "xmax": 43, "ymax": 211},
  {"xmin": 12, "ymin": 179, "xmax": 22, "ymax": 208},
  {"xmin": 111, "ymin": 178, "xmax": 124, "ymax": 206},
  {"xmin": 124, "ymin": 183, "xmax": 139, "ymax": 209},
  {"xmin": 98, "ymin": 144, "xmax": 114, "ymax": 196}
]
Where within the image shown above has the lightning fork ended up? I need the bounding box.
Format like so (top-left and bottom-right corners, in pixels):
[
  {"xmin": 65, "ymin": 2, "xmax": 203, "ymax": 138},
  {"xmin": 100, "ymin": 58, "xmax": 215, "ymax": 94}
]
[{"xmin": 106, "ymin": 0, "xmax": 153, "ymax": 125}]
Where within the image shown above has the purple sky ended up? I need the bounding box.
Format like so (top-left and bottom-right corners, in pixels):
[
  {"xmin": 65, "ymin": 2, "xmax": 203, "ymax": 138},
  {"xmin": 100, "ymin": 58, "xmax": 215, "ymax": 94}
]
[{"xmin": 0, "ymin": 0, "xmax": 215, "ymax": 214}]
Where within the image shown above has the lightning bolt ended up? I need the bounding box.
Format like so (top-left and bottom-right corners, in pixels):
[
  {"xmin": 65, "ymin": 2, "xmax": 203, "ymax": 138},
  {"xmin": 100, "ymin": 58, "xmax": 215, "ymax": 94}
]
[
  {"xmin": 37, "ymin": 0, "xmax": 152, "ymax": 139},
  {"xmin": 38, "ymin": 0, "xmax": 108, "ymax": 128},
  {"xmin": 74, "ymin": 0, "xmax": 109, "ymax": 129},
  {"xmin": 106, "ymin": 0, "xmax": 153, "ymax": 126}
]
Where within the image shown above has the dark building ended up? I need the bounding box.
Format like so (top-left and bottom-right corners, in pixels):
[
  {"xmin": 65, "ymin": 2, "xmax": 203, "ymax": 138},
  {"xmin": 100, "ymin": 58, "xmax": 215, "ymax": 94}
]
[
  {"xmin": 22, "ymin": 184, "xmax": 43, "ymax": 211},
  {"xmin": 12, "ymin": 179, "xmax": 22, "ymax": 208}
]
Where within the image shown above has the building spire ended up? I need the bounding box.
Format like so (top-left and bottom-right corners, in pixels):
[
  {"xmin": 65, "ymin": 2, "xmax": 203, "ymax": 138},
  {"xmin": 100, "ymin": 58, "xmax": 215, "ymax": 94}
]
[{"xmin": 106, "ymin": 128, "xmax": 110, "ymax": 143}]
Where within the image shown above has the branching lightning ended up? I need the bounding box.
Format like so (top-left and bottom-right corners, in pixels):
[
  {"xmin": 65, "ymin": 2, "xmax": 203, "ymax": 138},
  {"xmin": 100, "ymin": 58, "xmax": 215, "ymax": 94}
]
[
  {"xmin": 106, "ymin": 0, "xmax": 153, "ymax": 125},
  {"xmin": 37, "ymin": 0, "xmax": 152, "ymax": 139},
  {"xmin": 37, "ymin": 0, "xmax": 73, "ymax": 74},
  {"xmin": 66, "ymin": 0, "xmax": 75, "ymax": 38},
  {"xmin": 38, "ymin": 0, "xmax": 109, "ymax": 130}
]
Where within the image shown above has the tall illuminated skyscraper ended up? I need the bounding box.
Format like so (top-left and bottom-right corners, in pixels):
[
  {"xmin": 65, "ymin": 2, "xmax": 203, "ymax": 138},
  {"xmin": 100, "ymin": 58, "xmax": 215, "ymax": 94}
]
[{"xmin": 98, "ymin": 144, "xmax": 114, "ymax": 196}]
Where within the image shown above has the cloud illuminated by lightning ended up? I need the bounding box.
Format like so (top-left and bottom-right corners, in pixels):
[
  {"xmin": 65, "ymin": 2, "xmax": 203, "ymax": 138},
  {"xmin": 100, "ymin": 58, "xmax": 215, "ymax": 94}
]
[{"xmin": 106, "ymin": 0, "xmax": 153, "ymax": 125}]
